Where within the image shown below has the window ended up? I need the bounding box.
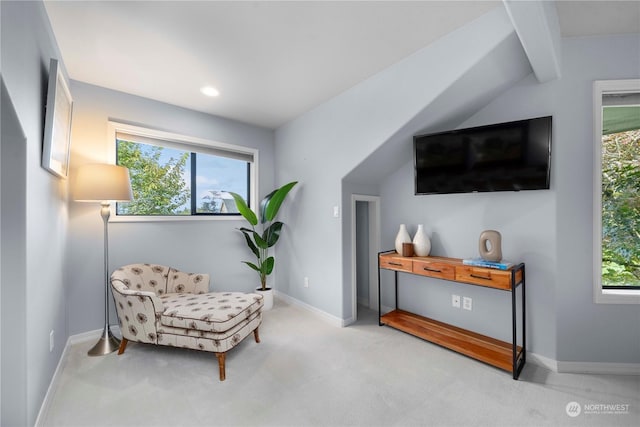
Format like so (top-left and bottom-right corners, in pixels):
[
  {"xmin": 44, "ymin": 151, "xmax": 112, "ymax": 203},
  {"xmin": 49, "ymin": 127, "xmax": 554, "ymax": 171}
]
[
  {"xmin": 593, "ymin": 80, "xmax": 640, "ymax": 304},
  {"xmin": 108, "ymin": 122, "xmax": 257, "ymax": 221}
]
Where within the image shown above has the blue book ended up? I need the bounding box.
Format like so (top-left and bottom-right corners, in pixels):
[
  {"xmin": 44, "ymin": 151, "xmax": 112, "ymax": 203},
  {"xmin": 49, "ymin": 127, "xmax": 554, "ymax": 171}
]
[{"xmin": 462, "ymin": 258, "xmax": 513, "ymax": 270}]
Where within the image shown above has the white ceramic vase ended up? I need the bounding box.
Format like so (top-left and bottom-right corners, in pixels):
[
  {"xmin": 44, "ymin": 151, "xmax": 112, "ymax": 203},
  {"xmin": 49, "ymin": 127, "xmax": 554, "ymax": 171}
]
[
  {"xmin": 412, "ymin": 224, "xmax": 431, "ymax": 256},
  {"xmin": 394, "ymin": 224, "xmax": 411, "ymax": 254},
  {"xmin": 257, "ymin": 287, "xmax": 274, "ymax": 310}
]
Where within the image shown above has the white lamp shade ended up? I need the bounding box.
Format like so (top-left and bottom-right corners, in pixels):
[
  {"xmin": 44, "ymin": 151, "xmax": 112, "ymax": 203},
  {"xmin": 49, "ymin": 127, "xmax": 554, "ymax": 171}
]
[{"xmin": 74, "ymin": 164, "xmax": 133, "ymax": 202}]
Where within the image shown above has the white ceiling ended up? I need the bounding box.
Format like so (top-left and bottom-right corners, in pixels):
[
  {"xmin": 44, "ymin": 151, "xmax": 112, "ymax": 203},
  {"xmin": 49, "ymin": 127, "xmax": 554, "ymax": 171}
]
[{"xmin": 44, "ymin": 1, "xmax": 640, "ymax": 129}]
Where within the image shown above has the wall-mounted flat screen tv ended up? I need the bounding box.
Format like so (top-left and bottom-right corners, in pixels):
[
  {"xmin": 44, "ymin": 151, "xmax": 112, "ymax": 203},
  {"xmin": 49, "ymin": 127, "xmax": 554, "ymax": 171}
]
[{"xmin": 414, "ymin": 116, "xmax": 552, "ymax": 195}]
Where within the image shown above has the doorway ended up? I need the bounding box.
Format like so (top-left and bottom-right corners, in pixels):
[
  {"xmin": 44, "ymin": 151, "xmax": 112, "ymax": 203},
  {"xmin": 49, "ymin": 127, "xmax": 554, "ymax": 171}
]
[{"xmin": 350, "ymin": 195, "xmax": 380, "ymax": 322}]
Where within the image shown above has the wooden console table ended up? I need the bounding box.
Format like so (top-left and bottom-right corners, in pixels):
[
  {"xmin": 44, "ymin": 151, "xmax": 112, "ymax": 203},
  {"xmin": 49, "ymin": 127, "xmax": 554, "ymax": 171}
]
[{"xmin": 378, "ymin": 251, "xmax": 526, "ymax": 379}]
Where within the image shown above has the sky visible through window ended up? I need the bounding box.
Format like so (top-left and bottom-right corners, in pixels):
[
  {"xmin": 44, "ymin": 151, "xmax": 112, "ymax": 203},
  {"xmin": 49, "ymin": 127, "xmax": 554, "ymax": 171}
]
[{"xmin": 157, "ymin": 146, "xmax": 248, "ymax": 212}]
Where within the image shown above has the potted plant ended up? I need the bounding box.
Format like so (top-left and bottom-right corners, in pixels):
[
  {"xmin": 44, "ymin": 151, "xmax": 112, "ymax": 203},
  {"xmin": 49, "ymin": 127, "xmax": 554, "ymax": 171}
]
[{"xmin": 229, "ymin": 181, "xmax": 297, "ymax": 310}]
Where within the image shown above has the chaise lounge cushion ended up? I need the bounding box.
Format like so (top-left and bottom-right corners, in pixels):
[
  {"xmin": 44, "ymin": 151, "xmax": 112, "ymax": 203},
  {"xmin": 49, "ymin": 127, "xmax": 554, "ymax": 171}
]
[
  {"xmin": 157, "ymin": 310, "xmax": 263, "ymax": 353},
  {"xmin": 159, "ymin": 292, "xmax": 263, "ymax": 333}
]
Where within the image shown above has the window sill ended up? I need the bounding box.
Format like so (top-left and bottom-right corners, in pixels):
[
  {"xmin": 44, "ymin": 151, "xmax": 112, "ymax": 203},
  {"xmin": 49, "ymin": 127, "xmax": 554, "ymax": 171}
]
[
  {"xmin": 109, "ymin": 215, "xmax": 243, "ymax": 223},
  {"xmin": 594, "ymin": 288, "xmax": 640, "ymax": 304}
]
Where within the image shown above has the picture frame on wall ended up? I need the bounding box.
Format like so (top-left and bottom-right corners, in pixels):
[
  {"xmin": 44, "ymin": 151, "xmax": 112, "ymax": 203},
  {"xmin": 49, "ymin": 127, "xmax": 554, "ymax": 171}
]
[{"xmin": 42, "ymin": 58, "xmax": 73, "ymax": 178}]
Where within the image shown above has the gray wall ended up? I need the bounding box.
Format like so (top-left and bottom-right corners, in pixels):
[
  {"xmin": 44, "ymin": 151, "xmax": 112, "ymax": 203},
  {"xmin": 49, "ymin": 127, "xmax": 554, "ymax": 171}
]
[
  {"xmin": 463, "ymin": 33, "xmax": 640, "ymax": 364},
  {"xmin": 342, "ymin": 28, "xmax": 532, "ymax": 321},
  {"xmin": 379, "ymin": 33, "xmax": 640, "ymax": 364},
  {"xmin": 67, "ymin": 82, "xmax": 276, "ymax": 335},
  {"xmin": 1, "ymin": 77, "xmax": 28, "ymax": 427},
  {"xmin": 275, "ymin": 7, "xmax": 528, "ymax": 320},
  {"xmin": 0, "ymin": 2, "xmax": 69, "ymax": 425},
  {"xmin": 553, "ymin": 34, "xmax": 639, "ymax": 364}
]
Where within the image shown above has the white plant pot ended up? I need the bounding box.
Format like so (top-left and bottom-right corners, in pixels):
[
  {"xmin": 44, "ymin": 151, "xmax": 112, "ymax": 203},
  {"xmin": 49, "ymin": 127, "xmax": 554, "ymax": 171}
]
[{"xmin": 256, "ymin": 287, "xmax": 274, "ymax": 310}]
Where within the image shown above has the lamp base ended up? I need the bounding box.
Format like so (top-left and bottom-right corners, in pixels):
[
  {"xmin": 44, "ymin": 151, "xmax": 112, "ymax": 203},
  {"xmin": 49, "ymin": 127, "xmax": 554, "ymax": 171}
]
[{"xmin": 87, "ymin": 325, "xmax": 121, "ymax": 356}]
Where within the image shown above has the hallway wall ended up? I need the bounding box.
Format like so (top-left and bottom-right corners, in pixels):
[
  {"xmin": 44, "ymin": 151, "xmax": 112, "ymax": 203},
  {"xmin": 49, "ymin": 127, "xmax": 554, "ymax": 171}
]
[{"xmin": 0, "ymin": 2, "xmax": 69, "ymax": 424}]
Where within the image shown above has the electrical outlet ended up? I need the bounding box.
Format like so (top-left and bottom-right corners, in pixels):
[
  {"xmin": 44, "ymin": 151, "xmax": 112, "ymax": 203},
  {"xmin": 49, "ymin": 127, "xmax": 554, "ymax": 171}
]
[
  {"xmin": 451, "ymin": 294, "xmax": 461, "ymax": 308},
  {"xmin": 49, "ymin": 330, "xmax": 55, "ymax": 352},
  {"xmin": 304, "ymin": 277, "xmax": 309, "ymax": 288},
  {"xmin": 463, "ymin": 297, "xmax": 473, "ymax": 311}
]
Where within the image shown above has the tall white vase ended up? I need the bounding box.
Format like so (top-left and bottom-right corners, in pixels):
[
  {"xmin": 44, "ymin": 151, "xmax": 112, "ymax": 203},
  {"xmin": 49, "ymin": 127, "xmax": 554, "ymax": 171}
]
[
  {"xmin": 394, "ymin": 224, "xmax": 411, "ymax": 254},
  {"xmin": 412, "ymin": 224, "xmax": 431, "ymax": 256}
]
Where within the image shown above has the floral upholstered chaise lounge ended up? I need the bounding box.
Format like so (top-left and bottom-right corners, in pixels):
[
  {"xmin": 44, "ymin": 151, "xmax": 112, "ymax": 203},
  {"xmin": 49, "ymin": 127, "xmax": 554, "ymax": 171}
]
[{"xmin": 110, "ymin": 263, "xmax": 264, "ymax": 380}]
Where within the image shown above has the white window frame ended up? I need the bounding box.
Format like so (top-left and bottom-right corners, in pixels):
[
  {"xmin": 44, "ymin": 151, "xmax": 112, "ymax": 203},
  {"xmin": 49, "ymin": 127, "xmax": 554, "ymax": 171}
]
[
  {"xmin": 593, "ymin": 79, "xmax": 640, "ymax": 304},
  {"xmin": 107, "ymin": 121, "xmax": 258, "ymax": 222}
]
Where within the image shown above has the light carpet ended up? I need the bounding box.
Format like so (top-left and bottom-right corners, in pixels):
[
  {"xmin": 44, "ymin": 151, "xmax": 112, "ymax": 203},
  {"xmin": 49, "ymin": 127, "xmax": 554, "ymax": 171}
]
[{"xmin": 38, "ymin": 300, "xmax": 639, "ymax": 426}]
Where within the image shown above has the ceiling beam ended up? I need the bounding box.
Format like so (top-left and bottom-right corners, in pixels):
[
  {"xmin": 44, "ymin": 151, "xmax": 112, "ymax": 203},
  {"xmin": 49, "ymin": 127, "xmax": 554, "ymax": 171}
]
[{"xmin": 503, "ymin": 0, "xmax": 562, "ymax": 83}]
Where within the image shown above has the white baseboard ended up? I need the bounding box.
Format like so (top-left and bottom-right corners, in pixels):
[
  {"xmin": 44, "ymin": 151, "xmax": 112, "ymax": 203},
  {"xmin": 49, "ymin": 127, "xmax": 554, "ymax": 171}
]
[
  {"xmin": 34, "ymin": 337, "xmax": 72, "ymax": 426},
  {"xmin": 274, "ymin": 291, "xmax": 345, "ymax": 327},
  {"xmin": 35, "ymin": 326, "xmax": 121, "ymax": 426},
  {"xmin": 527, "ymin": 352, "xmax": 559, "ymax": 372},
  {"xmin": 342, "ymin": 316, "xmax": 356, "ymax": 326},
  {"xmin": 527, "ymin": 352, "xmax": 639, "ymax": 375},
  {"xmin": 557, "ymin": 361, "xmax": 640, "ymax": 375}
]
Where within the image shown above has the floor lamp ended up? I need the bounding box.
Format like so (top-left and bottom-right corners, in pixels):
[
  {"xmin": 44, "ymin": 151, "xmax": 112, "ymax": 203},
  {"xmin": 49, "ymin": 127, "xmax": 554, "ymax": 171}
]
[{"xmin": 74, "ymin": 164, "xmax": 133, "ymax": 356}]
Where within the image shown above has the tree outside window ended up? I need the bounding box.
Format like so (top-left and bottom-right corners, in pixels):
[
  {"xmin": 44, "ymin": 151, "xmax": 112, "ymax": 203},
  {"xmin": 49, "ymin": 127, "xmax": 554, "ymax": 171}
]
[
  {"xmin": 600, "ymin": 106, "xmax": 640, "ymax": 288},
  {"xmin": 116, "ymin": 140, "xmax": 191, "ymax": 215}
]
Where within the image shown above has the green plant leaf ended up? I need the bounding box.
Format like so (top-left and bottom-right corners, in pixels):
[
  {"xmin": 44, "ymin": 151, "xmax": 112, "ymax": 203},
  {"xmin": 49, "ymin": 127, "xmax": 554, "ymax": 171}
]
[
  {"xmin": 239, "ymin": 229, "xmax": 259, "ymax": 258},
  {"xmin": 253, "ymin": 231, "xmax": 268, "ymax": 249},
  {"xmin": 262, "ymin": 256, "xmax": 275, "ymax": 275},
  {"xmin": 259, "ymin": 189, "xmax": 277, "ymax": 224},
  {"xmin": 262, "ymin": 181, "xmax": 297, "ymax": 223},
  {"xmin": 242, "ymin": 261, "xmax": 261, "ymax": 272},
  {"xmin": 229, "ymin": 192, "xmax": 257, "ymax": 226},
  {"xmin": 263, "ymin": 221, "xmax": 283, "ymax": 247}
]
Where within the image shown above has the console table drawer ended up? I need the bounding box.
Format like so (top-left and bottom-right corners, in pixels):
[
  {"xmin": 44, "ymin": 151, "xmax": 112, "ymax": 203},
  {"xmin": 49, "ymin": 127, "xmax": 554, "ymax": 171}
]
[
  {"xmin": 455, "ymin": 266, "xmax": 512, "ymax": 290},
  {"xmin": 379, "ymin": 254, "xmax": 413, "ymax": 272},
  {"xmin": 412, "ymin": 259, "xmax": 455, "ymax": 280}
]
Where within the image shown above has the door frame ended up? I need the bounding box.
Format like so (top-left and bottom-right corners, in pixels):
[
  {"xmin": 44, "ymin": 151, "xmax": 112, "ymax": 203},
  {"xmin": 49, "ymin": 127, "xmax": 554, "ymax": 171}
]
[{"xmin": 350, "ymin": 194, "xmax": 381, "ymax": 321}]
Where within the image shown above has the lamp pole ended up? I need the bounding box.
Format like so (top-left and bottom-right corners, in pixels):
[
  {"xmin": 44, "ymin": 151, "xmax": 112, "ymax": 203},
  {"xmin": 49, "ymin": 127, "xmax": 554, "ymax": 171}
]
[{"xmin": 87, "ymin": 201, "xmax": 121, "ymax": 356}]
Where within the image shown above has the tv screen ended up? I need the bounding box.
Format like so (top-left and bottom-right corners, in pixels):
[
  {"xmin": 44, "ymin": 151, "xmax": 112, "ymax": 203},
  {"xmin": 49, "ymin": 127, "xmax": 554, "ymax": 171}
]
[{"xmin": 414, "ymin": 116, "xmax": 552, "ymax": 195}]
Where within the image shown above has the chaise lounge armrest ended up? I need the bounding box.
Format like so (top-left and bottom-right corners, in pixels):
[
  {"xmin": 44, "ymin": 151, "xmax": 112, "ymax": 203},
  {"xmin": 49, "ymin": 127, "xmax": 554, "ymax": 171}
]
[{"xmin": 111, "ymin": 279, "xmax": 165, "ymax": 315}]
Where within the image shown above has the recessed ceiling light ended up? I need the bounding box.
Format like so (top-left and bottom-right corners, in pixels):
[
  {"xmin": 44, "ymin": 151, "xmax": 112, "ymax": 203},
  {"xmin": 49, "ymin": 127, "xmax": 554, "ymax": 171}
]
[{"xmin": 200, "ymin": 86, "xmax": 220, "ymax": 97}]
